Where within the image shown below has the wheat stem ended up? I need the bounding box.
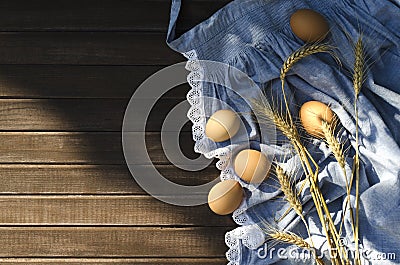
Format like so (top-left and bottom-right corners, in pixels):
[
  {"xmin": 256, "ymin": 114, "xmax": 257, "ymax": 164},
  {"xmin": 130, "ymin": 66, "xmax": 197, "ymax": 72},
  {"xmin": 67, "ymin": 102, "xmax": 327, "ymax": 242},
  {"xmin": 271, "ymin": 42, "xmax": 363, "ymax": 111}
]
[
  {"xmin": 322, "ymin": 120, "xmax": 357, "ymax": 241},
  {"xmin": 353, "ymin": 36, "xmax": 364, "ymax": 265},
  {"xmin": 252, "ymin": 41, "xmax": 348, "ymax": 262},
  {"xmin": 301, "ymin": 143, "xmax": 346, "ymax": 264},
  {"xmin": 251, "ymin": 98, "xmax": 342, "ymax": 262}
]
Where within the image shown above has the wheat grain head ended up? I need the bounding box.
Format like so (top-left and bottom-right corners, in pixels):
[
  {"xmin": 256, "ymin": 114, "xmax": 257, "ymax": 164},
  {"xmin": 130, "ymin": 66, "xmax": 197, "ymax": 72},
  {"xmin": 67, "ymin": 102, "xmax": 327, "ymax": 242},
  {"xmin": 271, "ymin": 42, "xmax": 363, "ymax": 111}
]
[
  {"xmin": 275, "ymin": 165, "xmax": 303, "ymax": 217},
  {"xmin": 251, "ymin": 98, "xmax": 302, "ymax": 147},
  {"xmin": 321, "ymin": 120, "xmax": 346, "ymax": 173},
  {"xmin": 270, "ymin": 230, "xmax": 311, "ymax": 249},
  {"xmin": 353, "ymin": 37, "xmax": 364, "ymax": 97},
  {"xmin": 280, "ymin": 44, "xmax": 335, "ymax": 81}
]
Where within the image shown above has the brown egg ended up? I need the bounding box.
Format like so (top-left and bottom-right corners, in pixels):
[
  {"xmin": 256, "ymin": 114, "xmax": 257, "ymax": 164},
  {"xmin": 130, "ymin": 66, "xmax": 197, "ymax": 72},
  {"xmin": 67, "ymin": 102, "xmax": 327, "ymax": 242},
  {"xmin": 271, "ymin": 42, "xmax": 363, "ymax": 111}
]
[
  {"xmin": 300, "ymin": 101, "xmax": 334, "ymax": 138},
  {"xmin": 208, "ymin": 180, "xmax": 244, "ymax": 215},
  {"xmin": 234, "ymin": 149, "xmax": 270, "ymax": 183},
  {"xmin": 205, "ymin": 109, "xmax": 240, "ymax": 142},
  {"xmin": 290, "ymin": 9, "xmax": 329, "ymax": 43}
]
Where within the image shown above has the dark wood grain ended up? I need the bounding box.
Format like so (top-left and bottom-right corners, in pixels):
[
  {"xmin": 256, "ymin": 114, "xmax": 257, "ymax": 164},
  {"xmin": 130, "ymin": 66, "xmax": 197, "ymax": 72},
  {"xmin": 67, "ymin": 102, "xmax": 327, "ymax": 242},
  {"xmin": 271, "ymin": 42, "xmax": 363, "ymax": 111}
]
[
  {"xmin": 0, "ymin": 32, "xmax": 182, "ymax": 65},
  {"xmin": 0, "ymin": 132, "xmax": 203, "ymax": 164},
  {"xmin": 0, "ymin": 195, "xmax": 233, "ymax": 226},
  {"xmin": 0, "ymin": 165, "xmax": 219, "ymax": 194},
  {"xmin": 0, "ymin": 65, "xmax": 190, "ymax": 99},
  {"xmin": 0, "ymin": 227, "xmax": 230, "ymax": 257},
  {"xmin": 0, "ymin": 0, "xmax": 236, "ymax": 262},
  {"xmin": 0, "ymin": 0, "xmax": 230, "ymax": 32},
  {"xmin": 0, "ymin": 258, "xmax": 227, "ymax": 264},
  {"xmin": 0, "ymin": 99, "xmax": 195, "ymax": 131}
]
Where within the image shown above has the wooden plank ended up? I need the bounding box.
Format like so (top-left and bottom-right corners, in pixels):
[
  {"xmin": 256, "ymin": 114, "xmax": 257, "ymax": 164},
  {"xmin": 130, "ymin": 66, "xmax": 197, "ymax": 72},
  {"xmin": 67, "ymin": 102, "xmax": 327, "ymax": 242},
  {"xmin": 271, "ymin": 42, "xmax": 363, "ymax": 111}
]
[
  {"xmin": 0, "ymin": 165, "xmax": 219, "ymax": 194},
  {"xmin": 0, "ymin": 32, "xmax": 182, "ymax": 65},
  {"xmin": 0, "ymin": 195, "xmax": 234, "ymax": 226},
  {"xmin": 0, "ymin": 132, "xmax": 123, "ymax": 164},
  {"xmin": 0, "ymin": 65, "xmax": 190, "ymax": 99},
  {"xmin": 0, "ymin": 227, "xmax": 230, "ymax": 257},
  {"xmin": 0, "ymin": 99, "xmax": 193, "ymax": 131},
  {"xmin": 0, "ymin": 132, "xmax": 204, "ymax": 164},
  {"xmin": 0, "ymin": 0, "xmax": 230, "ymax": 32},
  {"xmin": 0, "ymin": 258, "xmax": 227, "ymax": 264}
]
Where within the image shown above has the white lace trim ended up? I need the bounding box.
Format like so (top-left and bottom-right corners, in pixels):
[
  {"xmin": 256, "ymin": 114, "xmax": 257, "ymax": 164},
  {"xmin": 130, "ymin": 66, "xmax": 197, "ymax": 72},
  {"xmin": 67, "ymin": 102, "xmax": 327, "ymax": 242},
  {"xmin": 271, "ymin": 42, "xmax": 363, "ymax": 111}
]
[
  {"xmin": 184, "ymin": 50, "xmax": 206, "ymax": 144},
  {"xmin": 182, "ymin": 49, "xmax": 265, "ymax": 265},
  {"xmin": 225, "ymin": 225, "xmax": 266, "ymax": 265},
  {"xmin": 183, "ymin": 49, "xmax": 236, "ymax": 171}
]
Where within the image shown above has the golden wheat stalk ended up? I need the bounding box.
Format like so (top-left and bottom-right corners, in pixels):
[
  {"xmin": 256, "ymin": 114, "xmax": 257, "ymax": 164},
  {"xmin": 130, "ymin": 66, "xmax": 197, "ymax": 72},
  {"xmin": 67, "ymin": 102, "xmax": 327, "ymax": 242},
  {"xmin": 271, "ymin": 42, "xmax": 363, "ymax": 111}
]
[
  {"xmin": 275, "ymin": 165, "xmax": 303, "ymax": 217},
  {"xmin": 280, "ymin": 44, "xmax": 334, "ymax": 81},
  {"xmin": 321, "ymin": 120, "xmax": 346, "ymax": 173},
  {"xmin": 270, "ymin": 230, "xmax": 310, "ymax": 249},
  {"xmin": 275, "ymin": 164, "xmax": 317, "ymax": 249},
  {"xmin": 353, "ymin": 35, "xmax": 364, "ymax": 265},
  {"xmin": 250, "ymin": 100, "xmax": 343, "ymax": 264},
  {"xmin": 251, "ymin": 99, "xmax": 303, "ymax": 151},
  {"xmin": 270, "ymin": 230, "xmax": 325, "ymax": 265},
  {"xmin": 322, "ymin": 119, "xmax": 357, "ymax": 240},
  {"xmin": 252, "ymin": 99, "xmax": 333, "ymax": 227},
  {"xmin": 353, "ymin": 38, "xmax": 364, "ymax": 98},
  {"xmin": 257, "ymin": 219, "xmax": 325, "ymax": 264},
  {"xmin": 279, "ymin": 43, "xmax": 334, "ymax": 124}
]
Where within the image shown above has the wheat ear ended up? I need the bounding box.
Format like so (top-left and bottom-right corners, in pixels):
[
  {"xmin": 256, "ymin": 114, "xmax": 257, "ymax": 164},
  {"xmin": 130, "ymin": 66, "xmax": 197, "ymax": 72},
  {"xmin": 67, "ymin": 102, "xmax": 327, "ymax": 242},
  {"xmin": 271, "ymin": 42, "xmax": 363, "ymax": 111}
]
[
  {"xmin": 322, "ymin": 119, "xmax": 357, "ymax": 240},
  {"xmin": 270, "ymin": 231, "xmax": 325, "ymax": 265},
  {"xmin": 270, "ymin": 231, "xmax": 310, "ymax": 249},
  {"xmin": 251, "ymin": 99, "xmax": 303, "ymax": 151},
  {"xmin": 321, "ymin": 120, "xmax": 346, "ymax": 173},
  {"xmin": 353, "ymin": 37, "xmax": 364, "ymax": 97},
  {"xmin": 275, "ymin": 165, "xmax": 303, "ymax": 217},
  {"xmin": 275, "ymin": 164, "xmax": 316, "ymax": 248},
  {"xmin": 280, "ymin": 44, "xmax": 334, "ymax": 81},
  {"xmin": 279, "ymin": 43, "xmax": 334, "ymax": 125}
]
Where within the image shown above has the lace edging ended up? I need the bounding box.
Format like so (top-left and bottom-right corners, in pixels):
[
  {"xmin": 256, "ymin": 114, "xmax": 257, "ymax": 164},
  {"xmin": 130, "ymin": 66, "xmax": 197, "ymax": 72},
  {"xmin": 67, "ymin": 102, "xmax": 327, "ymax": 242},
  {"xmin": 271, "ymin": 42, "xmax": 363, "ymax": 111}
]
[
  {"xmin": 182, "ymin": 50, "xmax": 266, "ymax": 265},
  {"xmin": 225, "ymin": 225, "xmax": 266, "ymax": 265},
  {"xmin": 183, "ymin": 49, "xmax": 236, "ymax": 171}
]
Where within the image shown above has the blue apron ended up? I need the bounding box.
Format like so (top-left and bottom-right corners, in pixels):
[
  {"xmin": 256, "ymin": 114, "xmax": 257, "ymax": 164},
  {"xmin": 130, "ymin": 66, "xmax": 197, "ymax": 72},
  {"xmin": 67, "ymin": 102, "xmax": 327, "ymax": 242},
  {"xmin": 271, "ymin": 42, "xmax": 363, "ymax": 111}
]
[{"xmin": 167, "ymin": 0, "xmax": 400, "ymax": 264}]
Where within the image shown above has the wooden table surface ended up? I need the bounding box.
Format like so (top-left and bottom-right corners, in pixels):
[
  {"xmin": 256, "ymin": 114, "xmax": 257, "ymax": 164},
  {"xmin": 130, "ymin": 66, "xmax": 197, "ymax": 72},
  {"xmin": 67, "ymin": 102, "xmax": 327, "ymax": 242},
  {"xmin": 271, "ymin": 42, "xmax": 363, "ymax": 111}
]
[{"xmin": 0, "ymin": 1, "xmax": 234, "ymax": 264}]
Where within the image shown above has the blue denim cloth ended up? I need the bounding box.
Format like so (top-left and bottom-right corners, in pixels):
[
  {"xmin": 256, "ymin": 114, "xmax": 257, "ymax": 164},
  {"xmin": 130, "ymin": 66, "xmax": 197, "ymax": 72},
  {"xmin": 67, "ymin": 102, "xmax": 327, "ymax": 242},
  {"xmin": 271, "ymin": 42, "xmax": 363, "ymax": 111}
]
[{"xmin": 167, "ymin": 0, "xmax": 400, "ymax": 264}]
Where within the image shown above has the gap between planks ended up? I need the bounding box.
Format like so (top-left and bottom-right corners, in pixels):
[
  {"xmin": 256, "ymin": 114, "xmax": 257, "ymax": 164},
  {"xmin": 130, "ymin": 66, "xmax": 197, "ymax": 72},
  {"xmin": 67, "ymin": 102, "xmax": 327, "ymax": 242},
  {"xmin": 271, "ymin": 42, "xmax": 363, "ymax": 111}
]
[{"xmin": 0, "ymin": 258, "xmax": 227, "ymax": 264}]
